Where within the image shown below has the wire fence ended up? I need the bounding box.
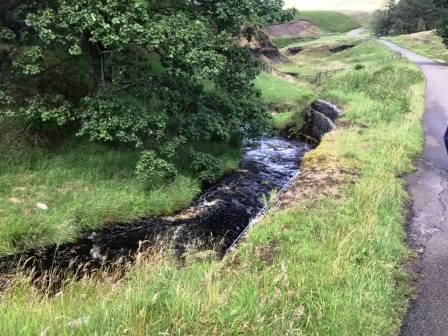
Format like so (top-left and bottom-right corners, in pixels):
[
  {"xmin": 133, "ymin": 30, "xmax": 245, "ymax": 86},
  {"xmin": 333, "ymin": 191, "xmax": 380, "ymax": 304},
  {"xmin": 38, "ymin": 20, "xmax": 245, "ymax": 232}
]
[
  {"xmin": 279, "ymin": 68, "xmax": 345, "ymax": 83},
  {"xmin": 264, "ymin": 49, "xmax": 403, "ymax": 83}
]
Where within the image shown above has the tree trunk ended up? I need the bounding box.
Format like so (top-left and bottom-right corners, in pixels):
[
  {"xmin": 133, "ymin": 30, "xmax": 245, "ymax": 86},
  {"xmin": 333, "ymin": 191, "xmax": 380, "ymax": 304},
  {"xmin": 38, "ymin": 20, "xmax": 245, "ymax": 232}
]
[{"xmin": 81, "ymin": 31, "xmax": 106, "ymax": 97}]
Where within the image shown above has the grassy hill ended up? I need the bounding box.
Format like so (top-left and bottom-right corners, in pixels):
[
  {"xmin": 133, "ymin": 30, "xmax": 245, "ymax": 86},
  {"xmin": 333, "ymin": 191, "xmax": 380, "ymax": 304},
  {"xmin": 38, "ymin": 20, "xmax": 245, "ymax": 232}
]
[
  {"xmin": 285, "ymin": 0, "xmax": 383, "ymax": 12},
  {"xmin": 297, "ymin": 10, "xmax": 360, "ymax": 33},
  {"xmin": 341, "ymin": 10, "xmax": 373, "ymax": 27},
  {"xmin": 386, "ymin": 31, "xmax": 448, "ymax": 63}
]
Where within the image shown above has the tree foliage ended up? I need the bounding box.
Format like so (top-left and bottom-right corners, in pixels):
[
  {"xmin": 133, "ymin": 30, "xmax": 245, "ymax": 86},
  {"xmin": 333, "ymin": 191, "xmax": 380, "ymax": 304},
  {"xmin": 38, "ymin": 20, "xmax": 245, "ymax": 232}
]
[
  {"xmin": 0, "ymin": 0, "xmax": 287, "ymax": 183},
  {"xmin": 371, "ymin": 0, "xmax": 441, "ymax": 35},
  {"xmin": 435, "ymin": 0, "xmax": 448, "ymax": 45}
]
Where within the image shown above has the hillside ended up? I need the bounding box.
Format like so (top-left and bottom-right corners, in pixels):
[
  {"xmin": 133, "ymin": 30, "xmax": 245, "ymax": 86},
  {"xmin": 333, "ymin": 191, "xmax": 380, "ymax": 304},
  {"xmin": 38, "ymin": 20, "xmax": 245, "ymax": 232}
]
[
  {"xmin": 296, "ymin": 10, "xmax": 360, "ymax": 33},
  {"xmin": 386, "ymin": 31, "xmax": 448, "ymax": 63},
  {"xmin": 340, "ymin": 10, "xmax": 373, "ymax": 27},
  {"xmin": 265, "ymin": 11, "xmax": 360, "ymax": 48},
  {"xmin": 284, "ymin": 0, "xmax": 383, "ymax": 12}
]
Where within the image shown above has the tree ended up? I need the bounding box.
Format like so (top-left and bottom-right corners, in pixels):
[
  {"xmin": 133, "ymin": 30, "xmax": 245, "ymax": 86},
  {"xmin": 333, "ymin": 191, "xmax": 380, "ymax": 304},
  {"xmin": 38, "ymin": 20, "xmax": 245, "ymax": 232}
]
[
  {"xmin": 371, "ymin": 0, "xmax": 440, "ymax": 35},
  {"xmin": 0, "ymin": 0, "xmax": 287, "ymax": 183},
  {"xmin": 435, "ymin": 0, "xmax": 448, "ymax": 45}
]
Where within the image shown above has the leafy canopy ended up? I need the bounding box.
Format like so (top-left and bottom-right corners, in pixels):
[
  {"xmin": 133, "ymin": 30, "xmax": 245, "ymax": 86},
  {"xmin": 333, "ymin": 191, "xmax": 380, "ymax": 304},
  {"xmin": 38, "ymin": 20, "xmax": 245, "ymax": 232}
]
[
  {"xmin": 371, "ymin": 0, "xmax": 440, "ymax": 35},
  {"xmin": 0, "ymin": 0, "xmax": 287, "ymax": 184},
  {"xmin": 435, "ymin": 0, "xmax": 448, "ymax": 45}
]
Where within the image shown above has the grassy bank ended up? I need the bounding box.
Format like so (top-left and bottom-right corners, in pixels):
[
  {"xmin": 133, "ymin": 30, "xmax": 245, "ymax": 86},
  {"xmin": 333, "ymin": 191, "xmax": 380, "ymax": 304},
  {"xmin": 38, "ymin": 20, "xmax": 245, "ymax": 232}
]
[
  {"xmin": 297, "ymin": 11, "xmax": 360, "ymax": 33},
  {"xmin": 254, "ymin": 72, "xmax": 315, "ymax": 132},
  {"xmin": 0, "ymin": 36, "xmax": 425, "ymax": 335},
  {"xmin": 0, "ymin": 129, "xmax": 240, "ymax": 256},
  {"xmin": 386, "ymin": 31, "xmax": 448, "ymax": 63}
]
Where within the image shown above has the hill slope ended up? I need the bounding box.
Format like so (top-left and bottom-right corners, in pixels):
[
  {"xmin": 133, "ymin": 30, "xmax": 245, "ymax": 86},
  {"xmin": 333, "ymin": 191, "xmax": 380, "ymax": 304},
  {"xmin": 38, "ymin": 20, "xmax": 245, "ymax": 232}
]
[
  {"xmin": 297, "ymin": 10, "xmax": 360, "ymax": 33},
  {"xmin": 285, "ymin": 0, "xmax": 383, "ymax": 12},
  {"xmin": 387, "ymin": 31, "xmax": 448, "ymax": 63}
]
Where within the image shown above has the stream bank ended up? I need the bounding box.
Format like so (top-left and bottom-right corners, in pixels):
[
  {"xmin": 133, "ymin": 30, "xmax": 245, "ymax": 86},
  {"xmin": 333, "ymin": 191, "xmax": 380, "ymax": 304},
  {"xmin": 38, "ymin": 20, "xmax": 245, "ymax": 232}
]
[{"xmin": 0, "ymin": 100, "xmax": 341, "ymax": 286}]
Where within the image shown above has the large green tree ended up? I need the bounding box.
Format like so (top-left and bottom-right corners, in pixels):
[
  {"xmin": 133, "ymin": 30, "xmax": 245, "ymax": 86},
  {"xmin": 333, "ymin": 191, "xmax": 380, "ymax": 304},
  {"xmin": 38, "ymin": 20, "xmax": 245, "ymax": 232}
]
[{"xmin": 1, "ymin": 0, "xmax": 287, "ymax": 183}]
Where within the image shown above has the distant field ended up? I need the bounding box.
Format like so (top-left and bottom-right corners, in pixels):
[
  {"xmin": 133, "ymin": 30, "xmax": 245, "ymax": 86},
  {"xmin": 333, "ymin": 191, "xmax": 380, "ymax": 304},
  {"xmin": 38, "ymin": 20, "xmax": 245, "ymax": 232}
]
[
  {"xmin": 297, "ymin": 10, "xmax": 360, "ymax": 33},
  {"xmin": 341, "ymin": 10, "xmax": 372, "ymax": 27}
]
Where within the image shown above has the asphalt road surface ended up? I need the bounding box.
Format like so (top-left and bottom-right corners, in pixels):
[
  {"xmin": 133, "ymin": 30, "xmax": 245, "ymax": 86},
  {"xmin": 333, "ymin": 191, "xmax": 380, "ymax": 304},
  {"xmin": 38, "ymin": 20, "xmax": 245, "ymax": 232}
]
[{"xmin": 378, "ymin": 40, "xmax": 448, "ymax": 335}]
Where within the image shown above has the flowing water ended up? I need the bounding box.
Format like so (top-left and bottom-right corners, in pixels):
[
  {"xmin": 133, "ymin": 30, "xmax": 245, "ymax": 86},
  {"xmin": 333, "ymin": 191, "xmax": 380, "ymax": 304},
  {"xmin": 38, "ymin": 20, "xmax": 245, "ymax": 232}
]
[{"xmin": 0, "ymin": 137, "xmax": 313, "ymax": 281}]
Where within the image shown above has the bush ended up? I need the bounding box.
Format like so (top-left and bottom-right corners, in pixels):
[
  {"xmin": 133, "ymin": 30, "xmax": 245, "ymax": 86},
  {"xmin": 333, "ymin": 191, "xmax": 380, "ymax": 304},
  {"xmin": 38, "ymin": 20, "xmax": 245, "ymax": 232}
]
[
  {"xmin": 190, "ymin": 151, "xmax": 221, "ymax": 185},
  {"xmin": 135, "ymin": 150, "xmax": 177, "ymax": 184}
]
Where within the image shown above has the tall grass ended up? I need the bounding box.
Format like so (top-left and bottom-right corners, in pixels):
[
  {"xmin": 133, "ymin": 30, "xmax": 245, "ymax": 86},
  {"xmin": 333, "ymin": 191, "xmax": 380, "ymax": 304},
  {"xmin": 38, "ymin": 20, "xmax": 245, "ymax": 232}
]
[
  {"xmin": 254, "ymin": 72, "xmax": 315, "ymax": 133},
  {"xmin": 0, "ymin": 133, "xmax": 240, "ymax": 256},
  {"xmin": 0, "ymin": 39, "xmax": 425, "ymax": 335},
  {"xmin": 255, "ymin": 72, "xmax": 315, "ymax": 108}
]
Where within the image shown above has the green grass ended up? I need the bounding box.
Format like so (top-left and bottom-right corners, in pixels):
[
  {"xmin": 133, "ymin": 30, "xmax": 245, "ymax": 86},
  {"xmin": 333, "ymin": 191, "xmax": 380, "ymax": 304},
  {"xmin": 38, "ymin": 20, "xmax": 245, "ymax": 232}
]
[
  {"xmin": 276, "ymin": 63, "xmax": 315, "ymax": 76},
  {"xmin": 0, "ymin": 127, "xmax": 240, "ymax": 256},
  {"xmin": 327, "ymin": 39, "xmax": 394, "ymax": 65},
  {"xmin": 271, "ymin": 111, "xmax": 295, "ymax": 130},
  {"xmin": 386, "ymin": 31, "xmax": 448, "ymax": 63},
  {"xmin": 284, "ymin": 34, "xmax": 359, "ymax": 50},
  {"xmin": 277, "ymin": 38, "xmax": 394, "ymax": 79},
  {"xmin": 297, "ymin": 11, "xmax": 360, "ymax": 33},
  {"xmin": 0, "ymin": 38, "xmax": 425, "ymax": 335},
  {"xmin": 254, "ymin": 72, "xmax": 315, "ymax": 133},
  {"xmin": 255, "ymin": 72, "xmax": 316, "ymax": 108}
]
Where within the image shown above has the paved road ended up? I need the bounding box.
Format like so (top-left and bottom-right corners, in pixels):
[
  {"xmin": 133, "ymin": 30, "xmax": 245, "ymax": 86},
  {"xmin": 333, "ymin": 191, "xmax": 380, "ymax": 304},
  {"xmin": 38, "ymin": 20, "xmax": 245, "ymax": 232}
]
[{"xmin": 378, "ymin": 40, "xmax": 448, "ymax": 335}]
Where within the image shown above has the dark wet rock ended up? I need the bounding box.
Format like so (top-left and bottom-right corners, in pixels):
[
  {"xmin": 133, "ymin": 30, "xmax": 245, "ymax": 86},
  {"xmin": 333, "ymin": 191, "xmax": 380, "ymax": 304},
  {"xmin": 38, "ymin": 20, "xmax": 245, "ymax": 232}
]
[
  {"xmin": 330, "ymin": 44, "xmax": 355, "ymax": 53},
  {"xmin": 287, "ymin": 46, "xmax": 303, "ymax": 56},
  {"xmin": 302, "ymin": 110, "xmax": 335, "ymax": 142},
  {"xmin": 301, "ymin": 100, "xmax": 342, "ymax": 142},
  {"xmin": 311, "ymin": 100, "xmax": 342, "ymax": 122}
]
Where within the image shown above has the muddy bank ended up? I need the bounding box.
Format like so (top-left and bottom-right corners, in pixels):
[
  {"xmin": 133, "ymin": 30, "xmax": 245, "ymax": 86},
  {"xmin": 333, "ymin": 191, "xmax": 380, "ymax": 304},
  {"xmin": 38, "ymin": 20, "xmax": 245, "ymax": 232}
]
[{"xmin": 0, "ymin": 100, "xmax": 341, "ymax": 285}]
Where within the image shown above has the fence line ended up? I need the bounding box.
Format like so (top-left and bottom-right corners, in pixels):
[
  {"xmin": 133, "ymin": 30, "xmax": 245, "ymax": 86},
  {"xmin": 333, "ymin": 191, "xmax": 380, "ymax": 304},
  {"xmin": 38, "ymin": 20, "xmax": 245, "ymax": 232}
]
[{"xmin": 265, "ymin": 49, "xmax": 403, "ymax": 83}]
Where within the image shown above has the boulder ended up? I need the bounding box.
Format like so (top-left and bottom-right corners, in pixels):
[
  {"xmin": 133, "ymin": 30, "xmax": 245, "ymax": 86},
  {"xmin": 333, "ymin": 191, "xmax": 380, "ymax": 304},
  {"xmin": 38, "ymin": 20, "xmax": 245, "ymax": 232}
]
[
  {"xmin": 311, "ymin": 100, "xmax": 342, "ymax": 122},
  {"xmin": 301, "ymin": 100, "xmax": 342, "ymax": 142},
  {"xmin": 302, "ymin": 110, "xmax": 335, "ymax": 142}
]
